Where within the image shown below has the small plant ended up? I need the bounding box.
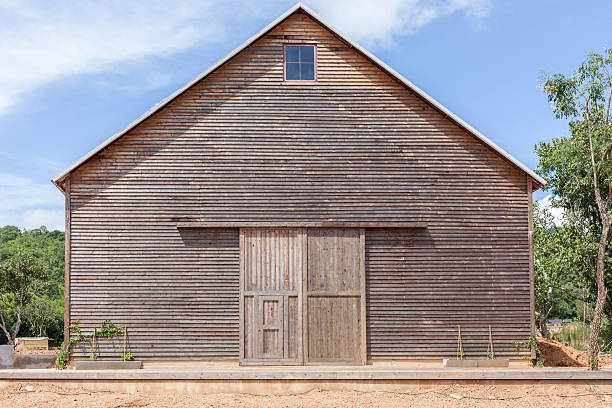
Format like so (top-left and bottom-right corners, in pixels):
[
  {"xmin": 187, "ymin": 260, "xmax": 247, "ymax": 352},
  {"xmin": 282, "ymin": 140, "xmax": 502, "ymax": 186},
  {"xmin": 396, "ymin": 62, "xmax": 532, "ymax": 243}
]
[
  {"xmin": 56, "ymin": 323, "xmax": 85, "ymax": 369},
  {"xmin": 55, "ymin": 344, "xmax": 69, "ymax": 369},
  {"xmin": 122, "ymin": 352, "xmax": 134, "ymax": 361},
  {"xmin": 55, "ymin": 320, "xmax": 127, "ymax": 369},
  {"xmin": 514, "ymin": 335, "xmax": 543, "ymax": 367},
  {"xmin": 486, "ymin": 325, "xmax": 496, "ymax": 360},
  {"xmin": 457, "ymin": 325, "xmax": 465, "ymax": 360}
]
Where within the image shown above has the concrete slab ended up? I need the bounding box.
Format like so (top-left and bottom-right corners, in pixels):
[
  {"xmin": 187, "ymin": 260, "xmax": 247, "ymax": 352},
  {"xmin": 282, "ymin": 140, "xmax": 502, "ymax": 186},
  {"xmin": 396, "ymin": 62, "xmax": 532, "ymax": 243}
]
[
  {"xmin": 477, "ymin": 359, "xmax": 510, "ymax": 368},
  {"xmin": 0, "ymin": 346, "xmax": 14, "ymax": 369},
  {"xmin": 443, "ymin": 359, "xmax": 477, "ymax": 368},
  {"xmin": 444, "ymin": 359, "xmax": 510, "ymax": 368},
  {"xmin": 13, "ymin": 355, "xmax": 56, "ymax": 369},
  {"xmin": 0, "ymin": 366, "xmax": 611, "ymax": 381},
  {"xmin": 74, "ymin": 360, "xmax": 142, "ymax": 370},
  {"xmin": 0, "ymin": 366, "xmax": 611, "ymax": 395}
]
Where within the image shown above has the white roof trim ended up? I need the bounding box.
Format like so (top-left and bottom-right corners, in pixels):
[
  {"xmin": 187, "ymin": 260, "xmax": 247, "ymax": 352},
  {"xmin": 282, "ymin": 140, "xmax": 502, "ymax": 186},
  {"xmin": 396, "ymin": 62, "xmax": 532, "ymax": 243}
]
[{"xmin": 52, "ymin": 2, "xmax": 546, "ymax": 188}]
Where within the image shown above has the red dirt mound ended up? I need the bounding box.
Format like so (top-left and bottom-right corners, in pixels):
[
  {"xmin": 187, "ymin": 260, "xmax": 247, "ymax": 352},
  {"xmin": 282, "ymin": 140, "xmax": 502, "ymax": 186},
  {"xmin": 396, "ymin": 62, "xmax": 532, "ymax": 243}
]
[{"xmin": 537, "ymin": 338, "xmax": 612, "ymax": 367}]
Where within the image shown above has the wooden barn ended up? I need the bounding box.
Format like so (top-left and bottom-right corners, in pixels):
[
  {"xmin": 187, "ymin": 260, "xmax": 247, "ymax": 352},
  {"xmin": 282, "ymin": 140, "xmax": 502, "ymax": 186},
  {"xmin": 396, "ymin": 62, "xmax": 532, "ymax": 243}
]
[{"xmin": 52, "ymin": 3, "xmax": 545, "ymax": 366}]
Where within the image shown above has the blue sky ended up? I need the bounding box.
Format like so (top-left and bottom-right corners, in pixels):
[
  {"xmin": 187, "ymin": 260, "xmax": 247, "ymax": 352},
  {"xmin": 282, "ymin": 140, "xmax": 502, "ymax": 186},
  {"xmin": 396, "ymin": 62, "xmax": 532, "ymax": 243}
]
[{"xmin": 0, "ymin": 0, "xmax": 610, "ymax": 231}]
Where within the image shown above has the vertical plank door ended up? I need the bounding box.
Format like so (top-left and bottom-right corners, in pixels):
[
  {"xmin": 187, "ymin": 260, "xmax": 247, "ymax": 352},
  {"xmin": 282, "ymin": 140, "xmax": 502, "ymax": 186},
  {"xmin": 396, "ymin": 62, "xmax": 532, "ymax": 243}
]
[
  {"xmin": 305, "ymin": 228, "xmax": 366, "ymax": 364},
  {"xmin": 240, "ymin": 228, "xmax": 304, "ymax": 365}
]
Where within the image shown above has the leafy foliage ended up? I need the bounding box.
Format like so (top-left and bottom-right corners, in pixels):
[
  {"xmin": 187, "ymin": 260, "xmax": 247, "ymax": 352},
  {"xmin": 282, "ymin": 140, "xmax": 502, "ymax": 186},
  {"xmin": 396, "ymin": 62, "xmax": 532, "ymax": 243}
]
[
  {"xmin": 514, "ymin": 336, "xmax": 543, "ymax": 367},
  {"xmin": 533, "ymin": 203, "xmax": 599, "ymax": 336},
  {"xmin": 0, "ymin": 225, "xmax": 64, "ymax": 346},
  {"xmin": 56, "ymin": 321, "xmax": 127, "ymax": 369},
  {"xmin": 0, "ymin": 252, "xmax": 48, "ymax": 345},
  {"xmin": 538, "ymin": 48, "xmax": 612, "ymax": 370},
  {"xmin": 23, "ymin": 297, "xmax": 56, "ymax": 337}
]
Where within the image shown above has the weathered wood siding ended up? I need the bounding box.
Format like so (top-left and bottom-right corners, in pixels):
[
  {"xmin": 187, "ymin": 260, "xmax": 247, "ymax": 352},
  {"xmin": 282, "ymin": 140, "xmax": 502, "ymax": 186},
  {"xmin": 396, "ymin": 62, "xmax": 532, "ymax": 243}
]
[
  {"xmin": 70, "ymin": 227, "xmax": 239, "ymax": 359},
  {"xmin": 67, "ymin": 11, "xmax": 531, "ymax": 359},
  {"xmin": 365, "ymin": 228, "xmax": 530, "ymax": 358}
]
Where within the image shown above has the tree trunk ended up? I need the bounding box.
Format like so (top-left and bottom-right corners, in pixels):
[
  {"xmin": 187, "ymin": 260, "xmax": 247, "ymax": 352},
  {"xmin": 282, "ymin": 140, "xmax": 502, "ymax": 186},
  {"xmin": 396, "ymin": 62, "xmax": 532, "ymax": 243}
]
[
  {"xmin": 588, "ymin": 222, "xmax": 610, "ymax": 370},
  {"xmin": 540, "ymin": 317, "xmax": 549, "ymax": 338},
  {"xmin": 0, "ymin": 314, "xmax": 14, "ymax": 347}
]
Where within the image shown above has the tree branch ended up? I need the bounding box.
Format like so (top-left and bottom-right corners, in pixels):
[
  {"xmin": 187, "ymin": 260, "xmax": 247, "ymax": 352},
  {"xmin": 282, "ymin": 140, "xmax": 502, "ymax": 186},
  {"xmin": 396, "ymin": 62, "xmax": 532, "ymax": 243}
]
[
  {"xmin": 550, "ymin": 284, "xmax": 592, "ymax": 303},
  {"xmin": 11, "ymin": 287, "xmax": 26, "ymax": 343},
  {"xmin": 0, "ymin": 305, "xmax": 14, "ymax": 345},
  {"xmin": 583, "ymin": 99, "xmax": 608, "ymax": 223},
  {"xmin": 604, "ymin": 65, "xmax": 611, "ymax": 127}
]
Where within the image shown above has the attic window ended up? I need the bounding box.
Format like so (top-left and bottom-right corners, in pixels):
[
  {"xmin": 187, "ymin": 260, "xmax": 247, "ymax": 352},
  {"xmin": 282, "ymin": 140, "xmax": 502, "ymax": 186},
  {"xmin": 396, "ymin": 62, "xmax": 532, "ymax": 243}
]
[{"xmin": 284, "ymin": 44, "xmax": 316, "ymax": 81}]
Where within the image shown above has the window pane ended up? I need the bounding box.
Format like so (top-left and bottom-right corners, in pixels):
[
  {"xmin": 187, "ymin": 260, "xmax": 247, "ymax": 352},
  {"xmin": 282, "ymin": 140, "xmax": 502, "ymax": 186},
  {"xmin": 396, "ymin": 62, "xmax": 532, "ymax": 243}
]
[
  {"xmin": 300, "ymin": 63, "xmax": 315, "ymax": 80},
  {"xmin": 300, "ymin": 46, "xmax": 314, "ymax": 63},
  {"xmin": 286, "ymin": 62, "xmax": 300, "ymax": 80},
  {"xmin": 285, "ymin": 46, "xmax": 299, "ymax": 62}
]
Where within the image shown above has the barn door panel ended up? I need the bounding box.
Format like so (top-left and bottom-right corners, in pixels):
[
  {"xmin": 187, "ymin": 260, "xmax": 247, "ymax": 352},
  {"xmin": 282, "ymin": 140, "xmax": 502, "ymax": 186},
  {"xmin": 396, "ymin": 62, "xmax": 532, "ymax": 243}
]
[
  {"xmin": 305, "ymin": 228, "xmax": 365, "ymax": 364},
  {"xmin": 258, "ymin": 295, "xmax": 284, "ymax": 358},
  {"xmin": 240, "ymin": 229, "xmax": 304, "ymax": 365}
]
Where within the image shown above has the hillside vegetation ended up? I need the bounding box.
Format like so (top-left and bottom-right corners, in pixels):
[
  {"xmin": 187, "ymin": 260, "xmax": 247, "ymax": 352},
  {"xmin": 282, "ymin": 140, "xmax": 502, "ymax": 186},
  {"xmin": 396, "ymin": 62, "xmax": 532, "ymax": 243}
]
[{"xmin": 0, "ymin": 225, "xmax": 64, "ymax": 346}]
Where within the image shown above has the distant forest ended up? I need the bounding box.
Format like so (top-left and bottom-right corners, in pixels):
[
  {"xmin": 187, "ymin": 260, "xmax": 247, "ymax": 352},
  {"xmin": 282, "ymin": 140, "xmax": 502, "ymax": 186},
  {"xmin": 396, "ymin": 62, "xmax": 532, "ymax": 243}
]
[{"xmin": 0, "ymin": 225, "xmax": 64, "ymax": 346}]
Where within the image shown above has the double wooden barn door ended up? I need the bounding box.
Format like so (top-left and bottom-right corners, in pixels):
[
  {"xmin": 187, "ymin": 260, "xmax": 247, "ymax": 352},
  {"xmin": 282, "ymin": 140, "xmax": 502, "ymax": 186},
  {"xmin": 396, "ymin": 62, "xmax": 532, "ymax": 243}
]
[{"xmin": 240, "ymin": 228, "xmax": 365, "ymax": 365}]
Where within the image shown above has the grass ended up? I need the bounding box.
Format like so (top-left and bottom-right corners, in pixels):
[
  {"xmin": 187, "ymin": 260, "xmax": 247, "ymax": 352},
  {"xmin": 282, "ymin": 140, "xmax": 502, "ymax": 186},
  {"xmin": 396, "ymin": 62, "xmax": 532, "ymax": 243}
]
[
  {"xmin": 552, "ymin": 322, "xmax": 590, "ymax": 351},
  {"xmin": 551, "ymin": 321, "xmax": 612, "ymax": 354}
]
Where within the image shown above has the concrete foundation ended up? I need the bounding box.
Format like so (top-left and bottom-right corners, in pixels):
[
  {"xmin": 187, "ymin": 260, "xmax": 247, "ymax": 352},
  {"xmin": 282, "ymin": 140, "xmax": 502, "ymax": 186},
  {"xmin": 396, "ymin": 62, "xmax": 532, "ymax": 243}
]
[{"xmin": 1, "ymin": 367, "xmax": 612, "ymax": 395}]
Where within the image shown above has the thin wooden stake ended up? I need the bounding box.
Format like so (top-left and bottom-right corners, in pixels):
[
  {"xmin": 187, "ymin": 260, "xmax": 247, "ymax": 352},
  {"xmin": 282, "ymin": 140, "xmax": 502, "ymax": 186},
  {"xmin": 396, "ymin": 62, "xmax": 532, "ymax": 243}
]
[
  {"xmin": 123, "ymin": 326, "xmax": 127, "ymax": 357},
  {"xmin": 457, "ymin": 324, "xmax": 463, "ymax": 360},
  {"xmin": 91, "ymin": 330, "xmax": 96, "ymax": 360},
  {"xmin": 488, "ymin": 325, "xmax": 495, "ymax": 358}
]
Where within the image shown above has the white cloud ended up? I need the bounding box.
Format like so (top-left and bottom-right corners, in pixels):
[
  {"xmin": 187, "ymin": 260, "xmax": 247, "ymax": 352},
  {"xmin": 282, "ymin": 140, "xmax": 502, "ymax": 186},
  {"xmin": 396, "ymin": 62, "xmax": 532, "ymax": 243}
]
[
  {"xmin": 0, "ymin": 0, "xmax": 492, "ymax": 116},
  {"xmin": 20, "ymin": 208, "xmax": 65, "ymax": 231},
  {"xmin": 0, "ymin": 0, "xmax": 241, "ymax": 116},
  {"xmin": 0, "ymin": 172, "xmax": 64, "ymax": 230},
  {"xmin": 536, "ymin": 195, "xmax": 565, "ymax": 225},
  {"xmin": 308, "ymin": 0, "xmax": 491, "ymax": 48}
]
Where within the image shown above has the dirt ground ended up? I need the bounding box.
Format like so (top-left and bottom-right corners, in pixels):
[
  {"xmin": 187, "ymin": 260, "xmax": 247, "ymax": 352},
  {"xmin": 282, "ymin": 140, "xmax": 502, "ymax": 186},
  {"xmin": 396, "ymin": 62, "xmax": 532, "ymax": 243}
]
[
  {"xmin": 538, "ymin": 338, "xmax": 612, "ymax": 367},
  {"xmin": 3, "ymin": 382, "xmax": 612, "ymax": 408}
]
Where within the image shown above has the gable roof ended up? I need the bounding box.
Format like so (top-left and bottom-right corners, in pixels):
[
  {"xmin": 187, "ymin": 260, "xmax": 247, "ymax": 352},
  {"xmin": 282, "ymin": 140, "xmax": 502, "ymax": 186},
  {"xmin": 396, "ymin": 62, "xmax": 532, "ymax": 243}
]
[{"xmin": 51, "ymin": 2, "xmax": 546, "ymax": 190}]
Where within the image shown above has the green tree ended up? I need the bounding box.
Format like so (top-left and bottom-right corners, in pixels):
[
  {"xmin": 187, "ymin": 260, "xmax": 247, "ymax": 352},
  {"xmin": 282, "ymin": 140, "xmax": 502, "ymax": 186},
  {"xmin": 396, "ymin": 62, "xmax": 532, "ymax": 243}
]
[
  {"xmin": 0, "ymin": 226, "xmax": 20, "ymax": 245},
  {"xmin": 2, "ymin": 227, "xmax": 65, "ymax": 299},
  {"xmin": 23, "ymin": 297, "xmax": 55, "ymax": 337},
  {"xmin": 539, "ymin": 48, "xmax": 612, "ymax": 369},
  {"xmin": 0, "ymin": 253, "xmax": 49, "ymax": 345},
  {"xmin": 533, "ymin": 203, "xmax": 594, "ymax": 337},
  {"xmin": 0, "ymin": 226, "xmax": 65, "ymax": 346}
]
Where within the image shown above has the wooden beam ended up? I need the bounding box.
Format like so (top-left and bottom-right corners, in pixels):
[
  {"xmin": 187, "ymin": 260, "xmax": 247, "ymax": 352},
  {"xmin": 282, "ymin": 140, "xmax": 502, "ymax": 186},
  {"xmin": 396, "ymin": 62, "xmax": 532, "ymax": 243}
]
[
  {"xmin": 298, "ymin": 228, "xmax": 305, "ymax": 365},
  {"xmin": 527, "ymin": 177, "xmax": 536, "ymax": 360},
  {"xmin": 302, "ymin": 228, "xmax": 308, "ymax": 366},
  {"xmin": 177, "ymin": 221, "xmax": 427, "ymax": 229},
  {"xmin": 63, "ymin": 178, "xmax": 71, "ymax": 350},
  {"xmin": 359, "ymin": 228, "xmax": 367, "ymax": 365},
  {"xmin": 238, "ymin": 229, "xmax": 245, "ymax": 366}
]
